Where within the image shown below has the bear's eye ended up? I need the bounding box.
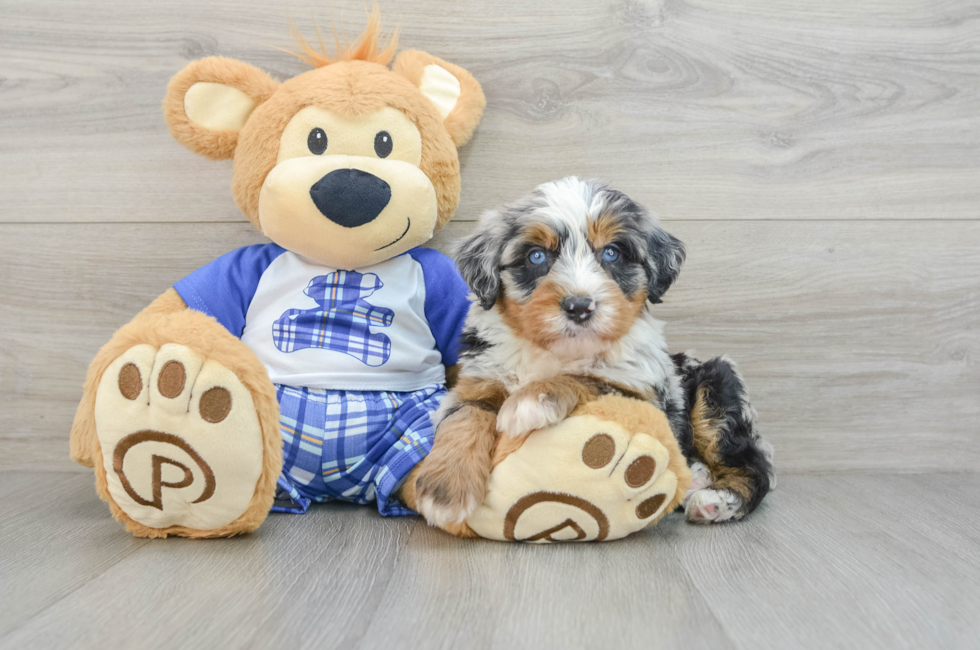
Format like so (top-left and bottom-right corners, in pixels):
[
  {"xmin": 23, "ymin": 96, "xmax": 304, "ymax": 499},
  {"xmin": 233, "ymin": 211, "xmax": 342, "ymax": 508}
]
[
  {"xmin": 374, "ymin": 131, "xmax": 393, "ymax": 158},
  {"xmin": 308, "ymin": 128, "xmax": 327, "ymax": 155}
]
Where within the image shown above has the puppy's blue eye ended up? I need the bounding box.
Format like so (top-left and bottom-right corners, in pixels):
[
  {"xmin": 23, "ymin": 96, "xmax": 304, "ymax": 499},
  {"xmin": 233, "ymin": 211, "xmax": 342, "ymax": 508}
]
[
  {"xmin": 528, "ymin": 249, "xmax": 547, "ymax": 265},
  {"xmin": 602, "ymin": 246, "xmax": 620, "ymax": 263}
]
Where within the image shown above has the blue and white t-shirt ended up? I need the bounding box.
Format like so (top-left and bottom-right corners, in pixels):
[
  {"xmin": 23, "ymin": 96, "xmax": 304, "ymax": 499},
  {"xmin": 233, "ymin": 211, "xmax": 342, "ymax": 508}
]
[{"xmin": 173, "ymin": 244, "xmax": 470, "ymax": 392}]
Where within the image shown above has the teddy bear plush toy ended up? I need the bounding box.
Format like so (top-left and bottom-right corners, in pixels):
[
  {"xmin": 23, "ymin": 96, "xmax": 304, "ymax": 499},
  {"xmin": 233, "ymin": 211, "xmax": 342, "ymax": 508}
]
[
  {"xmin": 69, "ymin": 11, "xmax": 691, "ymax": 542},
  {"xmin": 69, "ymin": 11, "xmax": 487, "ymax": 538}
]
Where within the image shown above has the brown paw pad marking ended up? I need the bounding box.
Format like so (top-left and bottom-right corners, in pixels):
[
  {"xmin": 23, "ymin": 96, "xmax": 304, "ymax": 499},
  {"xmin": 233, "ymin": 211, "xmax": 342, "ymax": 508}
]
[
  {"xmin": 581, "ymin": 433, "xmax": 615, "ymax": 468},
  {"xmin": 582, "ymin": 432, "xmax": 665, "ymax": 522},
  {"xmin": 625, "ymin": 455, "xmax": 657, "ymax": 488},
  {"xmin": 636, "ymin": 494, "xmax": 667, "ymax": 519},
  {"xmin": 199, "ymin": 387, "xmax": 232, "ymax": 423},
  {"xmin": 157, "ymin": 360, "xmax": 186, "ymax": 398},
  {"xmin": 118, "ymin": 363, "xmax": 142, "ymax": 401},
  {"xmin": 583, "ymin": 433, "xmax": 658, "ymax": 490},
  {"xmin": 117, "ymin": 359, "xmax": 232, "ymax": 424}
]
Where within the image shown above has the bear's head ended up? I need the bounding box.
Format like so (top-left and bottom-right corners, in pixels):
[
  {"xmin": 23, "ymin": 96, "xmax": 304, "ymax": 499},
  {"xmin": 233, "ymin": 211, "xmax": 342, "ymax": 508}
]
[{"xmin": 162, "ymin": 10, "xmax": 485, "ymax": 269}]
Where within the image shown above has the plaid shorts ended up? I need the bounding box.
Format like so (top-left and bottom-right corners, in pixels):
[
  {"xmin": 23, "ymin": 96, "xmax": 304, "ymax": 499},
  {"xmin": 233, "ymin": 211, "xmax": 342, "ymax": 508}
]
[{"xmin": 271, "ymin": 383, "xmax": 445, "ymax": 516}]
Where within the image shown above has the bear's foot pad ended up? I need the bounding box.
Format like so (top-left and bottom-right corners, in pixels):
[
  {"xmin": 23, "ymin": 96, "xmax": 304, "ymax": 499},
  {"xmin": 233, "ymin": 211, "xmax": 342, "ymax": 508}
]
[
  {"xmin": 94, "ymin": 343, "xmax": 265, "ymax": 532},
  {"xmin": 467, "ymin": 398, "xmax": 689, "ymax": 543}
]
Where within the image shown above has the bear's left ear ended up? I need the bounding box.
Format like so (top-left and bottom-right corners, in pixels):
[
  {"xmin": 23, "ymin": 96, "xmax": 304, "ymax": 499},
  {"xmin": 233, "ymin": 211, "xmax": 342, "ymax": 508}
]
[
  {"xmin": 392, "ymin": 50, "xmax": 486, "ymax": 148},
  {"xmin": 163, "ymin": 57, "xmax": 280, "ymax": 160}
]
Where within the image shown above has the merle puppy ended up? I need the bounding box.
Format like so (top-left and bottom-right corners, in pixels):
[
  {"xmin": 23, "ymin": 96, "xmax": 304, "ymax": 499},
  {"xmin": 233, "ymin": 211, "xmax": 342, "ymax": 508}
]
[{"xmin": 412, "ymin": 177, "xmax": 776, "ymax": 528}]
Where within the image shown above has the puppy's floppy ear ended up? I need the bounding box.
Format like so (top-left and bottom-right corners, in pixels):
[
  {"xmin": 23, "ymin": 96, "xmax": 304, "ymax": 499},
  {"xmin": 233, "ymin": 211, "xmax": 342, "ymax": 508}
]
[
  {"xmin": 453, "ymin": 212, "xmax": 508, "ymax": 310},
  {"xmin": 392, "ymin": 50, "xmax": 486, "ymax": 148},
  {"xmin": 163, "ymin": 57, "xmax": 279, "ymax": 160},
  {"xmin": 645, "ymin": 226, "xmax": 686, "ymax": 304}
]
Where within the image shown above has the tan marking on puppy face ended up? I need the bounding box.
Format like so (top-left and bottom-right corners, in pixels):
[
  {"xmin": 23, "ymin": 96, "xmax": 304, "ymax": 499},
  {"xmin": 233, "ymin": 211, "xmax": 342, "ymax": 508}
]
[
  {"xmin": 587, "ymin": 213, "xmax": 623, "ymax": 251},
  {"xmin": 520, "ymin": 264, "xmax": 645, "ymax": 347},
  {"xmin": 498, "ymin": 280, "xmax": 567, "ymax": 349},
  {"xmin": 594, "ymin": 283, "xmax": 647, "ymax": 344},
  {"xmin": 523, "ymin": 222, "xmax": 559, "ymax": 251},
  {"xmin": 494, "ymin": 206, "xmax": 650, "ymax": 350},
  {"xmin": 587, "ymin": 213, "xmax": 649, "ymax": 342}
]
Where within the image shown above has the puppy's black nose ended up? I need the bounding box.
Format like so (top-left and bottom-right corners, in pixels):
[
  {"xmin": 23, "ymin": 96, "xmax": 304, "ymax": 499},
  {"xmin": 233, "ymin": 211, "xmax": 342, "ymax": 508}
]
[
  {"xmin": 561, "ymin": 295, "xmax": 595, "ymax": 322},
  {"xmin": 309, "ymin": 169, "xmax": 391, "ymax": 228}
]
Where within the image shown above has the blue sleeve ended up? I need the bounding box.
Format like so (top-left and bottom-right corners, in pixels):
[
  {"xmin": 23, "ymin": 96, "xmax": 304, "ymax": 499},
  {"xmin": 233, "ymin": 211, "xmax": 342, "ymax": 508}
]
[
  {"xmin": 173, "ymin": 243, "xmax": 287, "ymax": 338},
  {"xmin": 408, "ymin": 247, "xmax": 472, "ymax": 367}
]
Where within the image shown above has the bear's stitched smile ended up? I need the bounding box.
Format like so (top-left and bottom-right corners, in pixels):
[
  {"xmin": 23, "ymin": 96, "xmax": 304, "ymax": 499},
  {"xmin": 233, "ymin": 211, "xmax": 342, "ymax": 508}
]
[{"xmin": 374, "ymin": 218, "xmax": 411, "ymax": 251}]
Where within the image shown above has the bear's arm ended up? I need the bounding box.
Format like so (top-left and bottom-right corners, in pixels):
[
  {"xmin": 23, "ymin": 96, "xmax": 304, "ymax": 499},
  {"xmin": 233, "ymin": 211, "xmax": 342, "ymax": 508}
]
[
  {"xmin": 407, "ymin": 248, "xmax": 471, "ymax": 370},
  {"xmin": 173, "ymin": 243, "xmax": 287, "ymax": 338}
]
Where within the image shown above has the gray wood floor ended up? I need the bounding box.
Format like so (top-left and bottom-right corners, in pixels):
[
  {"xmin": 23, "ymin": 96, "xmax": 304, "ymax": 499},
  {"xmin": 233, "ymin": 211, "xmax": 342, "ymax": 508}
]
[{"xmin": 1, "ymin": 471, "xmax": 978, "ymax": 650}]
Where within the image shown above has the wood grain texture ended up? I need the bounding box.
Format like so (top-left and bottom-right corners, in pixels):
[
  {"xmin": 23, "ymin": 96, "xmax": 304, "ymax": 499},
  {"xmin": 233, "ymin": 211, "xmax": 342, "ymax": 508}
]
[
  {"xmin": 1, "ymin": 0, "xmax": 978, "ymax": 224},
  {"xmin": 356, "ymin": 518, "xmax": 733, "ymax": 650},
  {"xmin": 675, "ymin": 473, "xmax": 980, "ymax": 649},
  {"xmin": 1, "ymin": 472, "xmax": 978, "ymax": 649},
  {"xmin": 0, "ymin": 473, "xmax": 150, "ymax": 638},
  {"xmin": 2, "ymin": 219, "xmax": 977, "ymax": 473},
  {"xmin": 0, "ymin": 473, "xmax": 417, "ymax": 648},
  {"xmin": 1, "ymin": 4, "xmax": 979, "ymax": 466}
]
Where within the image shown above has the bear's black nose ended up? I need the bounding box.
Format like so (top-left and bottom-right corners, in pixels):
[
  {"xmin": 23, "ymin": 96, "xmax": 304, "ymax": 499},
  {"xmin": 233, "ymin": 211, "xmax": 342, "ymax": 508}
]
[{"xmin": 309, "ymin": 168, "xmax": 391, "ymax": 228}]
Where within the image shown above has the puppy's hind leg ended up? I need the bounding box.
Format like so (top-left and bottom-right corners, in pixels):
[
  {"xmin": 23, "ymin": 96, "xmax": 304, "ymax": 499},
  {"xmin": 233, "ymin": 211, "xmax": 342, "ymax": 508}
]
[{"xmin": 682, "ymin": 356, "xmax": 775, "ymax": 524}]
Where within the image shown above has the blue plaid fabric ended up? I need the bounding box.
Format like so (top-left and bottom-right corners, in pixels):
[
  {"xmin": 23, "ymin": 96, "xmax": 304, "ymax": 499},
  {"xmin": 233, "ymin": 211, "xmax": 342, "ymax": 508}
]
[
  {"xmin": 272, "ymin": 271, "xmax": 394, "ymax": 367},
  {"xmin": 271, "ymin": 383, "xmax": 445, "ymax": 516}
]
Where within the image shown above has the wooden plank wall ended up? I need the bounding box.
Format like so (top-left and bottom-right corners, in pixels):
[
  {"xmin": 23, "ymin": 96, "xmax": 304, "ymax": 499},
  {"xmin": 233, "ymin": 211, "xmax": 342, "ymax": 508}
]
[{"xmin": 1, "ymin": 0, "xmax": 978, "ymax": 472}]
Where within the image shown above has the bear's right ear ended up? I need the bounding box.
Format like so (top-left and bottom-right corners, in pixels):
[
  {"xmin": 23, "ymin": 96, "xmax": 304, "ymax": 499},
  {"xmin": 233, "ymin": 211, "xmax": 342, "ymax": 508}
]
[
  {"xmin": 163, "ymin": 57, "xmax": 280, "ymax": 160},
  {"xmin": 392, "ymin": 50, "xmax": 486, "ymax": 148}
]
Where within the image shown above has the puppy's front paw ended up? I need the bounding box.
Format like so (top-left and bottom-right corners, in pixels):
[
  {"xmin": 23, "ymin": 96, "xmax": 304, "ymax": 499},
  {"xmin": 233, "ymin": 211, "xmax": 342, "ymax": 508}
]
[
  {"xmin": 414, "ymin": 464, "xmax": 485, "ymax": 528},
  {"xmin": 496, "ymin": 392, "xmax": 564, "ymax": 438}
]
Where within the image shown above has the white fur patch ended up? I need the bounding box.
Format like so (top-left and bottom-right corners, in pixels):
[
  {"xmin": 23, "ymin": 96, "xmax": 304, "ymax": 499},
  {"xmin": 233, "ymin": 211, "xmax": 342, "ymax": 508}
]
[
  {"xmin": 418, "ymin": 492, "xmax": 479, "ymax": 527},
  {"xmin": 684, "ymin": 462, "xmax": 714, "ymax": 506},
  {"xmin": 685, "ymin": 488, "xmax": 742, "ymax": 524},
  {"xmin": 496, "ymin": 392, "xmax": 564, "ymax": 438}
]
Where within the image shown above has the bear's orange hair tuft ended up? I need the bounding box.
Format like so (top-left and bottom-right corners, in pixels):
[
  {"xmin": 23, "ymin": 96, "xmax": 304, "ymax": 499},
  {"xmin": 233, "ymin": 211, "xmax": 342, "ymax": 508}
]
[{"xmin": 280, "ymin": 4, "xmax": 398, "ymax": 68}]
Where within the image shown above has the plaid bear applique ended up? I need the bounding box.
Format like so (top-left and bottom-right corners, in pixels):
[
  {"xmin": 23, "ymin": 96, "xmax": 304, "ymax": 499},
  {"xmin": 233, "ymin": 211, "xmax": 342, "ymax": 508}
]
[{"xmin": 272, "ymin": 271, "xmax": 394, "ymax": 367}]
